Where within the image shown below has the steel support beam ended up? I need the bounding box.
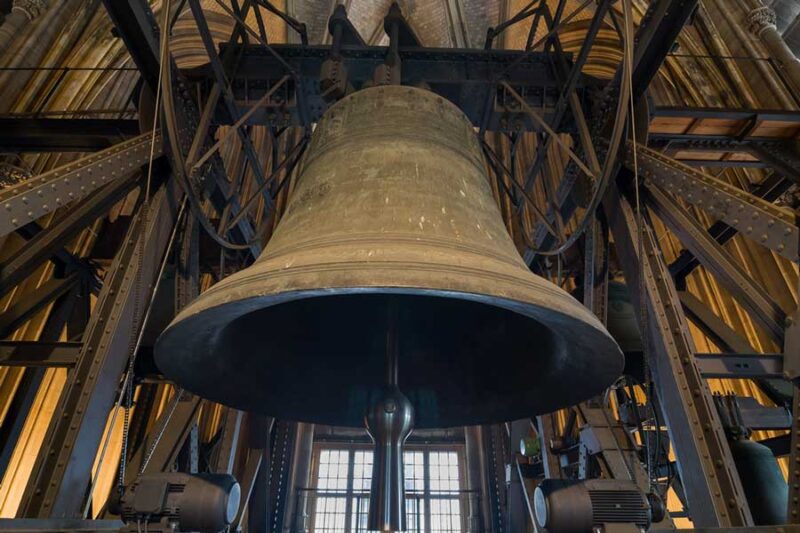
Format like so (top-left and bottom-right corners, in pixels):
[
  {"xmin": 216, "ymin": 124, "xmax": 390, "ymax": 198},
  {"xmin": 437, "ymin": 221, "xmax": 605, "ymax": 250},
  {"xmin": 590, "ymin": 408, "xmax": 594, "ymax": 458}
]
[
  {"xmin": 651, "ymin": 106, "xmax": 800, "ymax": 123},
  {"xmin": 678, "ymin": 291, "xmax": 756, "ymax": 354},
  {"xmin": 0, "ymin": 341, "xmax": 81, "ymax": 367},
  {"xmin": 0, "ymin": 173, "xmax": 139, "ymax": 298},
  {"xmin": 478, "ymin": 423, "xmax": 508, "ymax": 533},
  {"xmin": 733, "ymin": 396, "xmax": 791, "ymax": 431},
  {"xmin": 0, "ymin": 119, "xmax": 140, "ymax": 152},
  {"xmin": 118, "ymin": 203, "xmax": 202, "ymax": 486},
  {"xmin": 0, "ymin": 292, "xmax": 82, "ymax": 481},
  {"xmin": 576, "ymin": 212, "xmax": 675, "ymax": 523},
  {"xmin": 629, "ymin": 0, "xmax": 699, "ymax": 101},
  {"xmin": 760, "ymin": 433, "xmax": 790, "ymax": 456},
  {"xmin": 114, "ymin": 204, "xmax": 203, "ymax": 493},
  {"xmin": 648, "ymin": 137, "xmax": 778, "ymax": 155},
  {"xmin": 695, "ymin": 353, "xmax": 784, "ymax": 379},
  {"xmin": 629, "ymin": 142, "xmax": 798, "ymax": 263},
  {"xmin": 790, "ymin": 386, "xmax": 800, "ymax": 523},
  {"xmin": 185, "ymin": 44, "xmax": 584, "ymax": 132},
  {"xmin": 669, "ymin": 172, "xmax": 792, "ymax": 283},
  {"xmin": 282, "ymin": 422, "xmax": 314, "ymax": 533},
  {"xmin": 604, "ymin": 181, "xmax": 752, "ymax": 527},
  {"xmin": 122, "ymin": 393, "xmax": 203, "ymax": 481},
  {"xmin": 101, "ymin": 1, "xmax": 161, "ymax": 90},
  {"xmin": 19, "ymin": 182, "xmax": 182, "ymax": 518},
  {"xmin": 583, "ymin": 214, "xmax": 609, "ymax": 323},
  {"xmin": 213, "ymin": 408, "xmax": 244, "ymax": 475},
  {"xmin": 174, "ymin": 213, "xmax": 199, "ymax": 316},
  {"xmin": 748, "ymin": 141, "xmax": 800, "ymax": 186},
  {"xmin": 13, "ymin": 223, "xmax": 95, "ymax": 284},
  {"xmin": 645, "ymin": 184, "xmax": 787, "ymax": 343},
  {"xmin": 785, "ymin": 303, "xmax": 800, "ymax": 522},
  {"xmin": 0, "ymin": 132, "xmax": 161, "ymax": 237},
  {"xmin": 264, "ymin": 420, "xmax": 297, "ymax": 533},
  {"xmin": 0, "ymin": 273, "xmax": 79, "ymax": 338},
  {"xmin": 464, "ymin": 425, "xmax": 490, "ymax": 532}
]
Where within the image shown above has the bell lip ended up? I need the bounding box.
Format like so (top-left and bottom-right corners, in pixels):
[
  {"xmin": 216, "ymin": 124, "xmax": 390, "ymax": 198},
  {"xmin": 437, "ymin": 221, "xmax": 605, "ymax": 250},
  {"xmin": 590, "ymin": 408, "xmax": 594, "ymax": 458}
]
[{"xmin": 155, "ymin": 284, "xmax": 624, "ymax": 428}]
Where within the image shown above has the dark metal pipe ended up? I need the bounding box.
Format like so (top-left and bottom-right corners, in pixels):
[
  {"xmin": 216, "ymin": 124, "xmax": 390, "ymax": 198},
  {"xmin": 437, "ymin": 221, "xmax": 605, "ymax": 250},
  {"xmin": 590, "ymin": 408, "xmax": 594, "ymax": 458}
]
[{"xmin": 366, "ymin": 300, "xmax": 414, "ymax": 531}]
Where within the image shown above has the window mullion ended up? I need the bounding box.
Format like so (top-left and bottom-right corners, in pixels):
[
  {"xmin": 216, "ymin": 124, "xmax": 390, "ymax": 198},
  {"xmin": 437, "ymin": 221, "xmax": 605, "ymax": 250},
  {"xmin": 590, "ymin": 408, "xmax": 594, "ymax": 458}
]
[
  {"xmin": 423, "ymin": 451, "xmax": 431, "ymax": 533},
  {"xmin": 344, "ymin": 450, "xmax": 355, "ymax": 533}
]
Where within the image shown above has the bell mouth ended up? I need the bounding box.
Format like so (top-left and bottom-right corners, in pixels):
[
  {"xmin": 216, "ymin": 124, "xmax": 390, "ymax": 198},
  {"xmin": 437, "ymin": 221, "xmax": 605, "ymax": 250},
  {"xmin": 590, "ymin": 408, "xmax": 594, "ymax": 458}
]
[{"xmin": 155, "ymin": 288, "xmax": 622, "ymax": 428}]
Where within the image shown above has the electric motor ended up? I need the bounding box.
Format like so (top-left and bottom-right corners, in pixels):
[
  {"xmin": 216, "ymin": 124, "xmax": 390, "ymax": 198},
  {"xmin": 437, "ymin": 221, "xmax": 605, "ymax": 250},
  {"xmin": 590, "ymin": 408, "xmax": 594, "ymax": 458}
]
[
  {"xmin": 111, "ymin": 473, "xmax": 240, "ymax": 533},
  {"xmin": 534, "ymin": 479, "xmax": 654, "ymax": 532}
]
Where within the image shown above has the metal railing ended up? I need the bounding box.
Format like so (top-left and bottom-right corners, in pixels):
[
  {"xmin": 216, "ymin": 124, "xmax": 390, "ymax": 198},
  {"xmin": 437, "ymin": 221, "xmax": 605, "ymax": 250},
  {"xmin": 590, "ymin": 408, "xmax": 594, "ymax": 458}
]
[{"xmin": 290, "ymin": 488, "xmax": 483, "ymax": 533}]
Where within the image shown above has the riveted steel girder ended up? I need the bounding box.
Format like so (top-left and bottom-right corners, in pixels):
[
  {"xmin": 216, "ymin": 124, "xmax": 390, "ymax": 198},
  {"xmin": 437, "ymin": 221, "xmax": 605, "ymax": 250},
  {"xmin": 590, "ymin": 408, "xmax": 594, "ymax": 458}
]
[
  {"xmin": 19, "ymin": 182, "xmax": 182, "ymax": 518},
  {"xmin": 604, "ymin": 181, "xmax": 753, "ymax": 527},
  {"xmin": 0, "ymin": 132, "xmax": 161, "ymax": 237},
  {"xmin": 629, "ymin": 142, "xmax": 798, "ymax": 263}
]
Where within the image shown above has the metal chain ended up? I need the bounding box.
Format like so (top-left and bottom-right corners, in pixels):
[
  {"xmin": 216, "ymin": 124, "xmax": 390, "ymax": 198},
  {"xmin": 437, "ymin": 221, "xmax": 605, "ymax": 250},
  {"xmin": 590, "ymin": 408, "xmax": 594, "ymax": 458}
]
[
  {"xmin": 140, "ymin": 387, "xmax": 186, "ymax": 474},
  {"xmin": 488, "ymin": 426, "xmax": 505, "ymax": 533},
  {"xmin": 81, "ymin": 195, "xmax": 186, "ymax": 518},
  {"xmin": 118, "ymin": 200, "xmax": 149, "ymax": 495},
  {"xmin": 117, "ymin": 0, "xmax": 172, "ymax": 495},
  {"xmin": 271, "ymin": 422, "xmax": 292, "ymax": 531}
]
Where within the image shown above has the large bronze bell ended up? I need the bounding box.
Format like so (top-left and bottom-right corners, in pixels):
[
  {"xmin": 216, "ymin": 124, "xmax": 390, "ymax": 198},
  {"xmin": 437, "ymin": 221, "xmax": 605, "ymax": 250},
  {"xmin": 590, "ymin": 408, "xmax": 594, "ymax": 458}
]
[
  {"xmin": 157, "ymin": 85, "xmax": 622, "ymax": 531},
  {"xmin": 156, "ymin": 85, "xmax": 623, "ymax": 428}
]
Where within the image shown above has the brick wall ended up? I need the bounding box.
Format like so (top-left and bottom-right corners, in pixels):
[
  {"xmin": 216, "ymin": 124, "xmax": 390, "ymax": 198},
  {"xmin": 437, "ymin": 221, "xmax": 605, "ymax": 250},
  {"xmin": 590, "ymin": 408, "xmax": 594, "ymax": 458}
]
[{"xmin": 288, "ymin": 0, "xmax": 502, "ymax": 49}]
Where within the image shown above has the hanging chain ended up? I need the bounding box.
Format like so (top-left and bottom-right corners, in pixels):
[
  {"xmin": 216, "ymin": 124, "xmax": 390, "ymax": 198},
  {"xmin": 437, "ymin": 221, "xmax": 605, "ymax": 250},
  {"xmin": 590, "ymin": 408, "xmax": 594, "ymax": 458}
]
[
  {"xmin": 117, "ymin": 0, "xmax": 173, "ymax": 496},
  {"xmin": 118, "ymin": 201, "xmax": 150, "ymax": 494},
  {"xmin": 140, "ymin": 388, "xmax": 186, "ymax": 474}
]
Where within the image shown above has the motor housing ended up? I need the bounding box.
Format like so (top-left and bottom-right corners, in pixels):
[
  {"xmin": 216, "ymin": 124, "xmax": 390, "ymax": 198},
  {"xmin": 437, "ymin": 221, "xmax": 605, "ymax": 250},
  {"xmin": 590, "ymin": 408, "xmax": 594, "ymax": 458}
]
[
  {"xmin": 111, "ymin": 473, "xmax": 240, "ymax": 533},
  {"xmin": 534, "ymin": 479, "xmax": 654, "ymax": 532}
]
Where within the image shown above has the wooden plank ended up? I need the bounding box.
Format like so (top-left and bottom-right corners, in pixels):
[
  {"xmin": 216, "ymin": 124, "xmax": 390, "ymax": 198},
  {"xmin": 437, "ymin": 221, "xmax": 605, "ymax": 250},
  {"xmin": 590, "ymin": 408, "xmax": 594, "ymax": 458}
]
[
  {"xmin": 649, "ymin": 115, "xmax": 694, "ymax": 134},
  {"xmin": 750, "ymin": 121, "xmax": 800, "ymax": 138}
]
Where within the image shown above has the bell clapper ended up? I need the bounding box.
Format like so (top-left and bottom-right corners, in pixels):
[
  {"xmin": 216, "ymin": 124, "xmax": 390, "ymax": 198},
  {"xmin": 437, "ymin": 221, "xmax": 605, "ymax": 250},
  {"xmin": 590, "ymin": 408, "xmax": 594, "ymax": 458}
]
[{"xmin": 366, "ymin": 298, "xmax": 415, "ymax": 532}]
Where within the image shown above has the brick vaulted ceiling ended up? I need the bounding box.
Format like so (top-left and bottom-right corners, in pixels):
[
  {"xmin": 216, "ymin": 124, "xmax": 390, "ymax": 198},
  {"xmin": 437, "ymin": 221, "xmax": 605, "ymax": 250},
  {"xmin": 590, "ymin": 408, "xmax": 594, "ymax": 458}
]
[{"xmin": 179, "ymin": 0, "xmax": 631, "ymax": 49}]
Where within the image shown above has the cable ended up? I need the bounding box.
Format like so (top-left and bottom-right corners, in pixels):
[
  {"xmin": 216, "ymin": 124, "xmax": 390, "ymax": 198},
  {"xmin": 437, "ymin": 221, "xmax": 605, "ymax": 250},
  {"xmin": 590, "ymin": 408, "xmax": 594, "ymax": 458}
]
[
  {"xmin": 620, "ymin": 0, "xmax": 657, "ymax": 494},
  {"xmin": 140, "ymin": 388, "xmax": 186, "ymax": 474},
  {"xmin": 82, "ymin": 199, "xmax": 187, "ymax": 516},
  {"xmin": 506, "ymin": 1, "xmax": 634, "ymax": 258},
  {"xmin": 82, "ymin": 1, "xmax": 175, "ymax": 515},
  {"xmin": 144, "ymin": 0, "xmax": 166, "ymax": 208},
  {"xmin": 119, "ymin": 0, "xmax": 173, "ymax": 497},
  {"xmin": 159, "ymin": 19, "xmax": 278, "ymax": 252}
]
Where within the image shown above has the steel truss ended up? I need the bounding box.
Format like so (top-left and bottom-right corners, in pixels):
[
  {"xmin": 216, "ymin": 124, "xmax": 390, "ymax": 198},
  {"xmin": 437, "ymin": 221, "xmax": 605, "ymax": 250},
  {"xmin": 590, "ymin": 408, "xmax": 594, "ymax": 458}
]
[{"xmin": 0, "ymin": 0, "xmax": 797, "ymax": 531}]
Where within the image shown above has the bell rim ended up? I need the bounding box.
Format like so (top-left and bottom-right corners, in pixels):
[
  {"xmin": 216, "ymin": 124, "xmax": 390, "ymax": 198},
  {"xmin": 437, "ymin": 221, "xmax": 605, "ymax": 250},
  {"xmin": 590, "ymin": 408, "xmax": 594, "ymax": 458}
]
[
  {"xmin": 156, "ymin": 282, "xmax": 624, "ymax": 428},
  {"xmin": 162, "ymin": 257, "xmax": 616, "ymax": 347}
]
